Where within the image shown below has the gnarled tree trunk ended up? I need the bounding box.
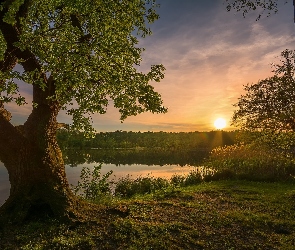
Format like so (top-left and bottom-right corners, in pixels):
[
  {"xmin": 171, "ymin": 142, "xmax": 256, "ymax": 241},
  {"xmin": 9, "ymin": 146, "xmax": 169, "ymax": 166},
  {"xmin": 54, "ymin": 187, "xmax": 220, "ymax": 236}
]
[
  {"xmin": 0, "ymin": 100, "xmax": 81, "ymax": 224},
  {"xmin": 0, "ymin": 2, "xmax": 86, "ymax": 224}
]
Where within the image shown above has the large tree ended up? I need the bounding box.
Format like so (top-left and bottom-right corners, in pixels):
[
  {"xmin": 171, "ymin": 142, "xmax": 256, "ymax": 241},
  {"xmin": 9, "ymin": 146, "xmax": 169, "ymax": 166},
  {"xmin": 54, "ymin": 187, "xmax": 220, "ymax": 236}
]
[
  {"xmin": 226, "ymin": 1, "xmax": 295, "ymax": 153},
  {"xmin": 0, "ymin": 0, "xmax": 167, "ymax": 224},
  {"xmin": 232, "ymin": 49, "xmax": 295, "ymax": 131},
  {"xmin": 226, "ymin": 1, "xmax": 295, "ymax": 131}
]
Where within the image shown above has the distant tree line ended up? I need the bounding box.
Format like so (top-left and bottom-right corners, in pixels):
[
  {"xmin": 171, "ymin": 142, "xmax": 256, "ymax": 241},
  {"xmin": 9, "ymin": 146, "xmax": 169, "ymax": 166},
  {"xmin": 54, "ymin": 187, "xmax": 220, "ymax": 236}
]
[{"xmin": 57, "ymin": 130, "xmax": 237, "ymax": 151}]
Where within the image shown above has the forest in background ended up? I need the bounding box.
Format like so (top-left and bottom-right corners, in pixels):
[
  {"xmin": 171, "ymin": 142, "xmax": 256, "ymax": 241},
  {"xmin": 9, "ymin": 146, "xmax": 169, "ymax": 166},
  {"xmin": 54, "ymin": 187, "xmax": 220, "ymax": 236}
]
[{"xmin": 57, "ymin": 130, "xmax": 237, "ymax": 151}]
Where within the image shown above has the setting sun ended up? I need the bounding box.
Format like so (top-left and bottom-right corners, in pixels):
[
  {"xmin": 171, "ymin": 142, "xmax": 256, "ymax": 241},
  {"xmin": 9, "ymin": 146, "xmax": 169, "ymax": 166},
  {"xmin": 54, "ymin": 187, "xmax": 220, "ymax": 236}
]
[{"xmin": 214, "ymin": 118, "xmax": 226, "ymax": 130}]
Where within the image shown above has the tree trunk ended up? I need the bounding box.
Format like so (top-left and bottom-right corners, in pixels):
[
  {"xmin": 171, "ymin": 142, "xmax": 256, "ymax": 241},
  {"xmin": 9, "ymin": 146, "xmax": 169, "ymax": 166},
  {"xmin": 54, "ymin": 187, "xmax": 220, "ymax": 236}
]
[
  {"xmin": 0, "ymin": 1, "xmax": 95, "ymax": 225},
  {"xmin": 0, "ymin": 103, "xmax": 81, "ymax": 224}
]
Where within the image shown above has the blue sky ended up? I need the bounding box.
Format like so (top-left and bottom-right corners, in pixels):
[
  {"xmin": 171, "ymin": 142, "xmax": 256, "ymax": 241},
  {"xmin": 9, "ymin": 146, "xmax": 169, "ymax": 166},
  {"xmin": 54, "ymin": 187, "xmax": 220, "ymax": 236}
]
[{"xmin": 6, "ymin": 0, "xmax": 295, "ymax": 132}]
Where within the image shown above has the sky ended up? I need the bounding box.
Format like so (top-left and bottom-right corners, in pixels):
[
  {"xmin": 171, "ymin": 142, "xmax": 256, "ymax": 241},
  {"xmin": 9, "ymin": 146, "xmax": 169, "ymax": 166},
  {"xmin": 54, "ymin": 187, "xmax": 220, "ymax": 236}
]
[{"xmin": 6, "ymin": 0, "xmax": 295, "ymax": 132}]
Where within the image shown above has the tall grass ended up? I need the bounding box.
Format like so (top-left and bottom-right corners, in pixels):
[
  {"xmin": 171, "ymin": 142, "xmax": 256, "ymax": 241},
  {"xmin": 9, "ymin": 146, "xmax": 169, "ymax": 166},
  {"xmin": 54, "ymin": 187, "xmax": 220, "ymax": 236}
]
[
  {"xmin": 113, "ymin": 169, "xmax": 217, "ymax": 197},
  {"xmin": 204, "ymin": 142, "xmax": 295, "ymax": 181},
  {"xmin": 72, "ymin": 165, "xmax": 218, "ymax": 200}
]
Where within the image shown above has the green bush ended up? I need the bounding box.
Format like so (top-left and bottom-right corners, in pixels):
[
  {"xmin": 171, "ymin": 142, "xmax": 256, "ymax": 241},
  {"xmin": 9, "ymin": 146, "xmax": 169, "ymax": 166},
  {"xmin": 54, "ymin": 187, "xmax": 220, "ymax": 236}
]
[
  {"xmin": 114, "ymin": 175, "xmax": 170, "ymax": 197},
  {"xmin": 170, "ymin": 174, "xmax": 186, "ymax": 186},
  {"xmin": 183, "ymin": 170, "xmax": 203, "ymax": 186},
  {"xmin": 72, "ymin": 164, "xmax": 113, "ymax": 200},
  {"xmin": 113, "ymin": 169, "xmax": 218, "ymax": 198}
]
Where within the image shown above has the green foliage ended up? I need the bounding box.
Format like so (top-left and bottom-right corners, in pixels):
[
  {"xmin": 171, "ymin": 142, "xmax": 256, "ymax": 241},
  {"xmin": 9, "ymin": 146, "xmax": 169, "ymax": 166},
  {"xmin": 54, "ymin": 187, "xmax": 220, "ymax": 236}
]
[
  {"xmin": 169, "ymin": 174, "xmax": 186, "ymax": 186},
  {"xmin": 0, "ymin": 0, "xmax": 167, "ymax": 133},
  {"xmin": 114, "ymin": 170, "xmax": 215, "ymax": 198},
  {"xmin": 72, "ymin": 164, "xmax": 113, "ymax": 201},
  {"xmin": 229, "ymin": 50, "xmax": 295, "ymax": 181},
  {"xmin": 181, "ymin": 170, "xmax": 203, "ymax": 186},
  {"xmin": 2, "ymin": 0, "xmax": 25, "ymax": 25},
  {"xmin": 3, "ymin": 181, "xmax": 295, "ymax": 249},
  {"xmin": 205, "ymin": 140, "xmax": 295, "ymax": 181},
  {"xmin": 71, "ymin": 163, "xmax": 216, "ymax": 199},
  {"xmin": 225, "ymin": 0, "xmax": 280, "ymax": 20},
  {"xmin": 57, "ymin": 129, "xmax": 237, "ymax": 151},
  {"xmin": 232, "ymin": 50, "xmax": 295, "ymax": 132},
  {"xmin": 114, "ymin": 174, "xmax": 170, "ymax": 197},
  {"xmin": 236, "ymin": 130, "xmax": 295, "ymax": 154},
  {"xmin": 0, "ymin": 71, "xmax": 27, "ymax": 106},
  {"xmin": 228, "ymin": 53, "xmax": 295, "ymax": 179},
  {"xmin": 0, "ymin": 30, "xmax": 6, "ymax": 61}
]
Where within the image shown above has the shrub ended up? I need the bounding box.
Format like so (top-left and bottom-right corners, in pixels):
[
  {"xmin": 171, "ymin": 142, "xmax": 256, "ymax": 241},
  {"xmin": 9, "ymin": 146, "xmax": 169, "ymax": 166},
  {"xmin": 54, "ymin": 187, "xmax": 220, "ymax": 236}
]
[
  {"xmin": 114, "ymin": 175, "xmax": 170, "ymax": 198},
  {"xmin": 170, "ymin": 174, "xmax": 185, "ymax": 187},
  {"xmin": 72, "ymin": 164, "xmax": 113, "ymax": 200},
  {"xmin": 183, "ymin": 170, "xmax": 203, "ymax": 186}
]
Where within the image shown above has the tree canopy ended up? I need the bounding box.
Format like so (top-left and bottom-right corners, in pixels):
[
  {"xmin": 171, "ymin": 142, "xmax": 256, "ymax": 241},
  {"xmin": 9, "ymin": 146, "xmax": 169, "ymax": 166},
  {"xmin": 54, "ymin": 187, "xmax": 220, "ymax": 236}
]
[
  {"xmin": 0, "ymin": 0, "xmax": 167, "ymax": 133},
  {"xmin": 225, "ymin": 0, "xmax": 294, "ymax": 22},
  {"xmin": 232, "ymin": 49, "xmax": 295, "ymax": 132},
  {"xmin": 0, "ymin": 0, "xmax": 168, "ymax": 224}
]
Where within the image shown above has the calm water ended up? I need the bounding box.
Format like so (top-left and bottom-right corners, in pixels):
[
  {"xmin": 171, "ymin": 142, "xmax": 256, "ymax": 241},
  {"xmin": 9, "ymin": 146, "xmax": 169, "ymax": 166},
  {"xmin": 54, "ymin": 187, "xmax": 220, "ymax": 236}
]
[
  {"xmin": 0, "ymin": 160, "xmax": 200, "ymax": 206},
  {"xmin": 0, "ymin": 162, "xmax": 10, "ymax": 206}
]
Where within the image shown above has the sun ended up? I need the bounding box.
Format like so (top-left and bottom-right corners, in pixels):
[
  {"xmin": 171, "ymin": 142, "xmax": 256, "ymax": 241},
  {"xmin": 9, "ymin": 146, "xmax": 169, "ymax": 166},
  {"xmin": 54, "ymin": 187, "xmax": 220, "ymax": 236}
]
[{"xmin": 214, "ymin": 118, "xmax": 226, "ymax": 130}]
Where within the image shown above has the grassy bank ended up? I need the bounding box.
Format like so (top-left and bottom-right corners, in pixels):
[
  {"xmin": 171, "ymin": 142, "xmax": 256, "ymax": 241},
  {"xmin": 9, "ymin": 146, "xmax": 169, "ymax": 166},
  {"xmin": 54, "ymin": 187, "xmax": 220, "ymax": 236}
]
[{"xmin": 1, "ymin": 180, "xmax": 295, "ymax": 249}]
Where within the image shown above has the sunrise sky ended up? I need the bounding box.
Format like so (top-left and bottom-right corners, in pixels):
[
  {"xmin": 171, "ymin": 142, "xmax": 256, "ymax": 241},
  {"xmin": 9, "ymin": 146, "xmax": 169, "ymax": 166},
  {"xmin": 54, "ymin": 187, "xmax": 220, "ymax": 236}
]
[{"xmin": 6, "ymin": 0, "xmax": 295, "ymax": 132}]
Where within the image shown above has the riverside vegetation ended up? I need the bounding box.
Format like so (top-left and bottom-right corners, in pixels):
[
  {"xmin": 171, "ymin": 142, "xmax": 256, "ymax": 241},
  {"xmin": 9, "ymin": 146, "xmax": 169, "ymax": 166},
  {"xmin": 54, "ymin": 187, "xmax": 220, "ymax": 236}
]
[
  {"xmin": 1, "ymin": 130, "xmax": 295, "ymax": 249},
  {"xmin": 1, "ymin": 0, "xmax": 294, "ymax": 248},
  {"xmin": 56, "ymin": 130, "xmax": 237, "ymax": 151}
]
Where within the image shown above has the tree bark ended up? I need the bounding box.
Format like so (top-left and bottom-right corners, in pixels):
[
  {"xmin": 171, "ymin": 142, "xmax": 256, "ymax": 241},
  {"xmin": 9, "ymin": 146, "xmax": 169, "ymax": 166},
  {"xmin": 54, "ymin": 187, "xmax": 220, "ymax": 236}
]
[
  {"xmin": 0, "ymin": 0, "xmax": 92, "ymax": 224},
  {"xmin": 0, "ymin": 100, "xmax": 81, "ymax": 224}
]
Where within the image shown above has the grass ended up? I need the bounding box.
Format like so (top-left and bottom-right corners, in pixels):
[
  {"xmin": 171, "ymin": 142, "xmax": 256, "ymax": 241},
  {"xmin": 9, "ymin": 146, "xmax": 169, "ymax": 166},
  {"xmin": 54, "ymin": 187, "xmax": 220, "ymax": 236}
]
[
  {"xmin": 205, "ymin": 143, "xmax": 295, "ymax": 182},
  {"xmin": 1, "ymin": 180, "xmax": 295, "ymax": 249}
]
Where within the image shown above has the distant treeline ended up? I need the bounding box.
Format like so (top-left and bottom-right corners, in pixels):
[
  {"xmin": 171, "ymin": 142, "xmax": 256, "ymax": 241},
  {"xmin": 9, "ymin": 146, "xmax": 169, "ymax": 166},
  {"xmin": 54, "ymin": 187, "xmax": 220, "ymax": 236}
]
[{"xmin": 57, "ymin": 130, "xmax": 237, "ymax": 151}]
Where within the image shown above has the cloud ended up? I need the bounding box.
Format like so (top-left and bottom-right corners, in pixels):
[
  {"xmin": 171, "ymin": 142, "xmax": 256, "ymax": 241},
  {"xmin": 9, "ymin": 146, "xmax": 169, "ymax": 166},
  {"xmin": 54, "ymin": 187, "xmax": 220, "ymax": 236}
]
[
  {"xmin": 4, "ymin": 1, "xmax": 295, "ymax": 131},
  {"xmin": 5, "ymin": 77, "xmax": 33, "ymax": 125},
  {"xmin": 130, "ymin": 0, "xmax": 295, "ymax": 131}
]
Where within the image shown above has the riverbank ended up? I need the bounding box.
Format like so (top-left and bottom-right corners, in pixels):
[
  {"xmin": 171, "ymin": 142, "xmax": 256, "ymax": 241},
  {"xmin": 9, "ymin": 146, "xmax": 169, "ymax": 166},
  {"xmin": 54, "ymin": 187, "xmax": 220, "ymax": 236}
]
[{"xmin": 1, "ymin": 180, "xmax": 294, "ymax": 249}]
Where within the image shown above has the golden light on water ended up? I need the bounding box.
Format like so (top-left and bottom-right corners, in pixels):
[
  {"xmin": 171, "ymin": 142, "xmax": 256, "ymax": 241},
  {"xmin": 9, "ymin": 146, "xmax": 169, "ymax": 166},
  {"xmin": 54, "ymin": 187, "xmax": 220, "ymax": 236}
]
[{"xmin": 214, "ymin": 118, "xmax": 226, "ymax": 130}]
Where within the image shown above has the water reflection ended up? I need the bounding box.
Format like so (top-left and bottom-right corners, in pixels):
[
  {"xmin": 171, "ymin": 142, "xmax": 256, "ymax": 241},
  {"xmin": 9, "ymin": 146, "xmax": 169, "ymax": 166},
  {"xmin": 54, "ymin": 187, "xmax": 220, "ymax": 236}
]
[
  {"xmin": 63, "ymin": 148, "xmax": 208, "ymax": 167},
  {"xmin": 0, "ymin": 149, "xmax": 207, "ymax": 205},
  {"xmin": 66, "ymin": 163, "xmax": 198, "ymax": 187},
  {"xmin": 0, "ymin": 162, "xmax": 9, "ymax": 206}
]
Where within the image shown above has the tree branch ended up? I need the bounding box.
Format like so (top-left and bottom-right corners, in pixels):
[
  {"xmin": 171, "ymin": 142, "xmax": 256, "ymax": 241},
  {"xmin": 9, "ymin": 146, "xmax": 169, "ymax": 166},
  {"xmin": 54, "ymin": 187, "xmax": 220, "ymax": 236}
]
[{"xmin": 0, "ymin": 0, "xmax": 59, "ymax": 158}]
